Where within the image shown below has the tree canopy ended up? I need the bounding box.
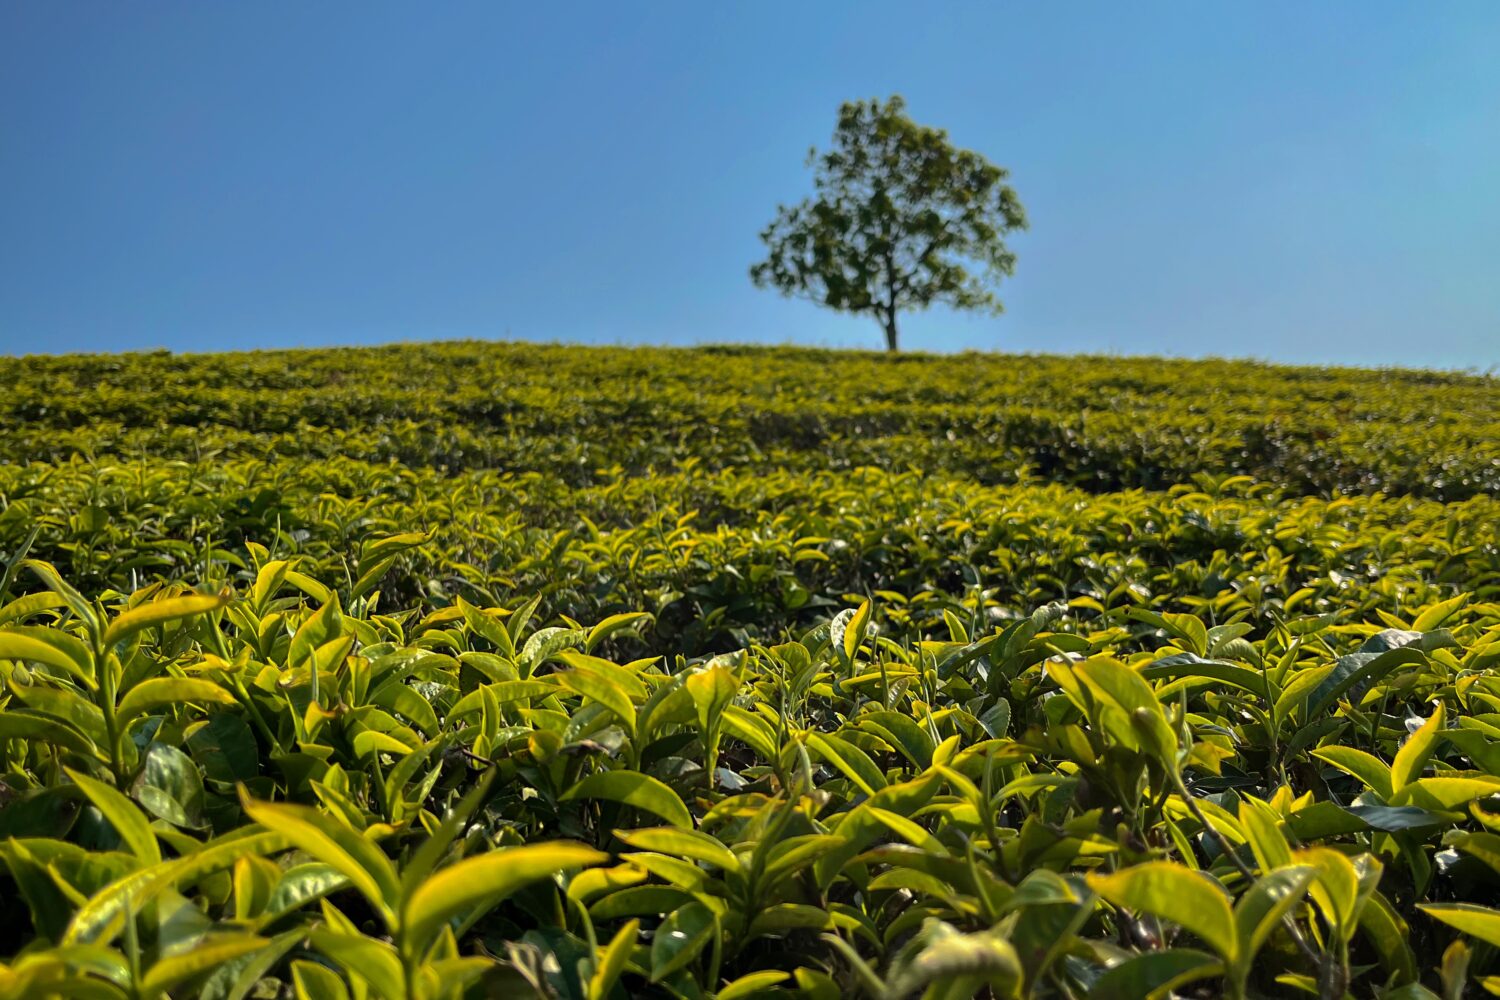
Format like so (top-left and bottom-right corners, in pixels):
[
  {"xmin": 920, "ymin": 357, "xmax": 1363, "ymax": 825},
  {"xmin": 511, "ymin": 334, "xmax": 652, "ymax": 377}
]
[{"xmin": 751, "ymin": 95, "xmax": 1027, "ymax": 351}]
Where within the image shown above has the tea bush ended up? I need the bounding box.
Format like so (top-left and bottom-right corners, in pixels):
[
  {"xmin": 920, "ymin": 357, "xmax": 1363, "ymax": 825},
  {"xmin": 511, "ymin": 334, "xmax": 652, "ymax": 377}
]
[
  {"xmin": 1, "ymin": 341, "xmax": 1498, "ymax": 998},
  {"xmin": 3, "ymin": 341, "xmax": 1498, "ymax": 497}
]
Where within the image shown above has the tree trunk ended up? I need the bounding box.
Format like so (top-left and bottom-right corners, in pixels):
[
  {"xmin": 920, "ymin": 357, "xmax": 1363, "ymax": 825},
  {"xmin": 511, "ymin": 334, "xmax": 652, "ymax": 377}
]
[{"xmin": 880, "ymin": 256, "xmax": 901, "ymax": 351}]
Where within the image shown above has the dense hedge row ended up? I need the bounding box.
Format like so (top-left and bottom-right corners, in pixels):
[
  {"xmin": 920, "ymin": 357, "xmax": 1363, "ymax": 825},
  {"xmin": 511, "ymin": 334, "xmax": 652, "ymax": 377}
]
[
  {"xmin": 1, "ymin": 456, "xmax": 1496, "ymax": 654},
  {"xmin": 3, "ymin": 341, "xmax": 1497, "ymax": 498}
]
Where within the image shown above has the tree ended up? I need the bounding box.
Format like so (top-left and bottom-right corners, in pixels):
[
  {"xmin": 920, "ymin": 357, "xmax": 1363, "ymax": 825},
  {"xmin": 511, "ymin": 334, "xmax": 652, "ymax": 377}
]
[{"xmin": 751, "ymin": 96, "xmax": 1027, "ymax": 352}]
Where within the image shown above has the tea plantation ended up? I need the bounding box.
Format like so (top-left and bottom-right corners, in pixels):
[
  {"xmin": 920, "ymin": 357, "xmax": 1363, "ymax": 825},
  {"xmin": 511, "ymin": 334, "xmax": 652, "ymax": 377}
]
[{"xmin": 2, "ymin": 340, "xmax": 1500, "ymax": 999}]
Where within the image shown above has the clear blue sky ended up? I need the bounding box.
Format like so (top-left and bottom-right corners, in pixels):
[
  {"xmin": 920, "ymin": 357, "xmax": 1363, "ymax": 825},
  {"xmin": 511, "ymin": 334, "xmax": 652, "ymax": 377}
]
[{"xmin": 3, "ymin": 3, "xmax": 1498, "ymax": 367}]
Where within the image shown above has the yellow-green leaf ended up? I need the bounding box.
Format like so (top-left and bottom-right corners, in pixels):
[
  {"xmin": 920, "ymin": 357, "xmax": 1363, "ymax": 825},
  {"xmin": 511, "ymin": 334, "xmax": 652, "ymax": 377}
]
[
  {"xmin": 1420, "ymin": 903, "xmax": 1500, "ymax": 949},
  {"xmin": 292, "ymin": 959, "xmax": 351, "ymax": 1000},
  {"xmin": 66, "ymin": 828, "xmax": 291, "ymax": 944},
  {"xmin": 1294, "ymin": 847, "xmax": 1359, "ymax": 938},
  {"xmin": 65, "ymin": 767, "xmax": 159, "ymax": 865},
  {"xmin": 586, "ymin": 612, "xmax": 653, "ymax": 654},
  {"xmin": 104, "ymin": 591, "xmax": 231, "ymax": 648},
  {"xmin": 305, "ymin": 927, "xmax": 404, "ymax": 998},
  {"xmin": 458, "ymin": 596, "xmax": 514, "ymax": 656},
  {"xmin": 1391, "ymin": 703, "xmax": 1445, "ymax": 792},
  {"xmin": 352, "ymin": 730, "xmax": 416, "ymax": 757},
  {"xmin": 1238, "ymin": 797, "xmax": 1293, "ymax": 872},
  {"xmin": 1413, "ymin": 595, "xmax": 1467, "ymax": 632},
  {"xmin": 1311, "ymin": 746, "xmax": 1394, "ymax": 801},
  {"xmin": 843, "ymin": 600, "xmax": 872, "ymax": 661},
  {"xmin": 650, "ymin": 901, "xmax": 716, "ymax": 983},
  {"xmin": 685, "ymin": 664, "xmax": 738, "ymax": 735},
  {"xmin": 1273, "ymin": 664, "xmax": 1334, "ymax": 722},
  {"xmin": 139, "ymin": 933, "xmax": 267, "ymax": 996},
  {"xmin": 587, "ymin": 918, "xmax": 639, "ymax": 1000},
  {"xmin": 402, "ymin": 841, "xmax": 607, "ymax": 956},
  {"xmin": 805, "ymin": 732, "xmax": 887, "ymax": 796},
  {"xmin": 556, "ymin": 663, "xmax": 637, "ymax": 734},
  {"xmin": 613, "ymin": 827, "xmax": 739, "ymax": 871},
  {"xmin": 0, "ymin": 629, "xmax": 96, "ymax": 689},
  {"xmin": 0, "ymin": 713, "xmax": 100, "ymax": 759},
  {"xmin": 718, "ymin": 971, "xmax": 791, "ymax": 1000},
  {"xmin": 1233, "ymin": 866, "xmax": 1315, "ymax": 963},
  {"xmin": 1391, "ymin": 777, "xmax": 1500, "ymax": 810},
  {"xmin": 560, "ymin": 771, "xmax": 693, "ymax": 829},
  {"xmin": 115, "ymin": 677, "xmax": 237, "ymax": 730},
  {"xmin": 1088, "ymin": 862, "xmax": 1238, "ymax": 962},
  {"xmin": 239, "ymin": 793, "xmax": 399, "ymax": 922}
]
